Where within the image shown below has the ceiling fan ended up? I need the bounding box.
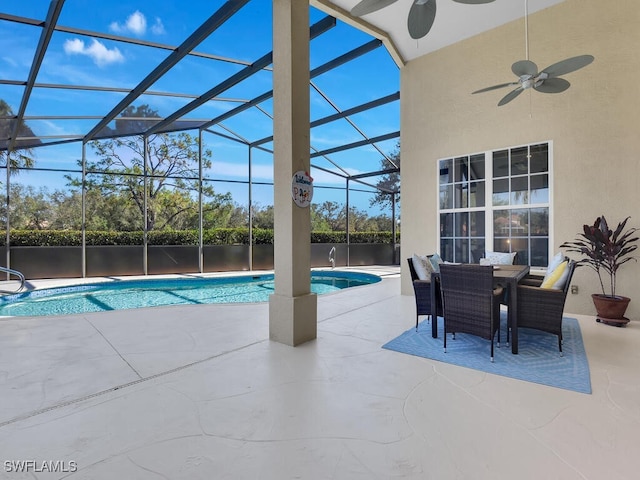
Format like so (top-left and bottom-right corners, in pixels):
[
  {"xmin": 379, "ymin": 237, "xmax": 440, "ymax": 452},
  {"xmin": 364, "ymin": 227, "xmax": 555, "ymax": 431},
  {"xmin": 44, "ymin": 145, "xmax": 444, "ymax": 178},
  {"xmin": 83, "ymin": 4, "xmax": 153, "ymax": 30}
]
[
  {"xmin": 350, "ymin": 0, "xmax": 496, "ymax": 40},
  {"xmin": 472, "ymin": 0, "xmax": 594, "ymax": 106}
]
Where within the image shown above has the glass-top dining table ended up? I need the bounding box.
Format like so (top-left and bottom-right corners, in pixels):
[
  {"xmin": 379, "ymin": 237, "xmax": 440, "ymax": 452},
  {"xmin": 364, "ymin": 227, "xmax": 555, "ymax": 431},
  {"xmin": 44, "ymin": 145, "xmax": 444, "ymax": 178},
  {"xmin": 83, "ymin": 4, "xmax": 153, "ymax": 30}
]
[{"xmin": 430, "ymin": 264, "xmax": 530, "ymax": 354}]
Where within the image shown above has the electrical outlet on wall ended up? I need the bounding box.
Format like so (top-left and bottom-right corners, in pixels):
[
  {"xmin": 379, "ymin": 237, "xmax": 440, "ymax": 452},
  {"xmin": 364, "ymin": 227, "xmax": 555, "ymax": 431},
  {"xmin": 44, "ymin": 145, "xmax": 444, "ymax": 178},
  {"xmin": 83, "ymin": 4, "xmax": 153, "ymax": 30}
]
[{"xmin": 571, "ymin": 285, "xmax": 579, "ymax": 294}]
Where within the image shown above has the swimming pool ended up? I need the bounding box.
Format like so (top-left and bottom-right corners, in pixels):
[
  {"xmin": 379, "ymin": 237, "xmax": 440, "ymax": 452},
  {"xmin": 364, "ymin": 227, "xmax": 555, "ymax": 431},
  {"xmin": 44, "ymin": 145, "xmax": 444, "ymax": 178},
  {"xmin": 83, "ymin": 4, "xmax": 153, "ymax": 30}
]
[{"xmin": 0, "ymin": 271, "xmax": 381, "ymax": 317}]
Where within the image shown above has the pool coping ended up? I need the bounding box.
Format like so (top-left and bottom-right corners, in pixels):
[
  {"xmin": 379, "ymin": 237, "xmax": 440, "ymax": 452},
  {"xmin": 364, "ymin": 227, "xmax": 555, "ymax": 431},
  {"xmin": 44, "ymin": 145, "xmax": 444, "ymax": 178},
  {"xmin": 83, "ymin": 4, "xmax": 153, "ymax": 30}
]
[
  {"xmin": 0, "ymin": 266, "xmax": 400, "ymax": 318},
  {"xmin": 1, "ymin": 266, "xmax": 399, "ymax": 292}
]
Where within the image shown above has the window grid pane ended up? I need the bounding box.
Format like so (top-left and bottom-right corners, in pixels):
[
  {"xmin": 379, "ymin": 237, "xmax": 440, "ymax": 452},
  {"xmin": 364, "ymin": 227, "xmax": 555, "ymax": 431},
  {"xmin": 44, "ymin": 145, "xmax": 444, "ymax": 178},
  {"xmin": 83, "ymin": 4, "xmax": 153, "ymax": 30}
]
[
  {"xmin": 510, "ymin": 147, "xmax": 528, "ymax": 176},
  {"xmin": 454, "ymin": 157, "xmax": 468, "ymax": 182},
  {"xmin": 510, "ymin": 176, "xmax": 529, "ymax": 205},
  {"xmin": 530, "ymin": 174, "xmax": 549, "ymax": 204},
  {"xmin": 469, "ymin": 180, "xmax": 485, "ymax": 207},
  {"xmin": 469, "ymin": 154, "xmax": 485, "ymax": 180},
  {"xmin": 493, "ymin": 150, "xmax": 509, "ymax": 178},
  {"xmin": 530, "ymin": 144, "xmax": 549, "ymax": 173},
  {"xmin": 439, "ymin": 158, "xmax": 453, "ymax": 184}
]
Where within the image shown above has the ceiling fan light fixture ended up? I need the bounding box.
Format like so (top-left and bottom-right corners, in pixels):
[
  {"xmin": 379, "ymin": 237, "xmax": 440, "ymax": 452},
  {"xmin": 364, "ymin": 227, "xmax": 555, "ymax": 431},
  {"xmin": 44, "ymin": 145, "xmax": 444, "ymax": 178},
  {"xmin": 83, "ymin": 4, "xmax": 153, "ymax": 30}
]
[{"xmin": 520, "ymin": 76, "xmax": 534, "ymax": 90}]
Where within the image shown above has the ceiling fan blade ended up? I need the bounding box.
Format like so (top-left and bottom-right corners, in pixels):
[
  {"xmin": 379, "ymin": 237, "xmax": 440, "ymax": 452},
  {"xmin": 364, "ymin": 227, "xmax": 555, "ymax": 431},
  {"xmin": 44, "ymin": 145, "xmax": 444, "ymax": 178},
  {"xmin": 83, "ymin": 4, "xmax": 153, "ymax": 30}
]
[
  {"xmin": 511, "ymin": 60, "xmax": 538, "ymax": 77},
  {"xmin": 472, "ymin": 82, "xmax": 519, "ymax": 94},
  {"xmin": 534, "ymin": 77, "xmax": 571, "ymax": 93},
  {"xmin": 408, "ymin": 0, "xmax": 437, "ymax": 40},
  {"xmin": 452, "ymin": 0, "xmax": 496, "ymax": 4},
  {"xmin": 498, "ymin": 87, "xmax": 524, "ymax": 106},
  {"xmin": 541, "ymin": 54, "xmax": 595, "ymax": 78},
  {"xmin": 351, "ymin": 0, "xmax": 399, "ymax": 17}
]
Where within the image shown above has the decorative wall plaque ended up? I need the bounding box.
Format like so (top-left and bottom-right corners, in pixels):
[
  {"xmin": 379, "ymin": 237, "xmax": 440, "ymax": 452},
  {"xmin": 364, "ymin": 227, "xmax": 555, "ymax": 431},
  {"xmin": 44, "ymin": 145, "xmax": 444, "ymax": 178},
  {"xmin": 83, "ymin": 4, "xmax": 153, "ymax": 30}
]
[{"xmin": 291, "ymin": 170, "xmax": 313, "ymax": 208}]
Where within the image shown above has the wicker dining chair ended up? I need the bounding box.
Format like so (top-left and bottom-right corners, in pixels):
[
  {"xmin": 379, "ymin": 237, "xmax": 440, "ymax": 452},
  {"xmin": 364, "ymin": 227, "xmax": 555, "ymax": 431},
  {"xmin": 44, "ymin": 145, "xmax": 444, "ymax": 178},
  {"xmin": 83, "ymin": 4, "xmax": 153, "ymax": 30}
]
[
  {"xmin": 516, "ymin": 259, "xmax": 577, "ymax": 356},
  {"xmin": 407, "ymin": 257, "xmax": 443, "ymax": 331},
  {"xmin": 439, "ymin": 263, "xmax": 504, "ymax": 362}
]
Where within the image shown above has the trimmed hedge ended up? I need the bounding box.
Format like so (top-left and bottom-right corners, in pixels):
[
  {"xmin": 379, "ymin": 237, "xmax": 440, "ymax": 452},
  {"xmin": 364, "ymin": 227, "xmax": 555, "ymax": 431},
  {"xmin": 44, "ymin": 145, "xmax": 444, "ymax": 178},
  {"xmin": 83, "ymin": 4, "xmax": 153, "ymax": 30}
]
[{"xmin": 3, "ymin": 229, "xmax": 399, "ymax": 246}]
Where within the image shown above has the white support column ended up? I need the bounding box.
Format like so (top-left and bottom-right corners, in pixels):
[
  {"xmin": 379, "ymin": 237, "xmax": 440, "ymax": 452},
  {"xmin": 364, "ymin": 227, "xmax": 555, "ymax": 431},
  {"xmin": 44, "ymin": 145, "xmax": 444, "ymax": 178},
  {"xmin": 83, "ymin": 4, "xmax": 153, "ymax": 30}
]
[{"xmin": 269, "ymin": 0, "xmax": 317, "ymax": 346}]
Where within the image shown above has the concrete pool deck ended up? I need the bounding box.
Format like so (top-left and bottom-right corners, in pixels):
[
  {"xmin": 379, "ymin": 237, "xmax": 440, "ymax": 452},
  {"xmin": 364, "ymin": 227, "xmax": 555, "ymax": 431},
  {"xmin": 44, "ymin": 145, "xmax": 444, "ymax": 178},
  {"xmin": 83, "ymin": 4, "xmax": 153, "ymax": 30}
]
[{"xmin": 1, "ymin": 266, "xmax": 640, "ymax": 479}]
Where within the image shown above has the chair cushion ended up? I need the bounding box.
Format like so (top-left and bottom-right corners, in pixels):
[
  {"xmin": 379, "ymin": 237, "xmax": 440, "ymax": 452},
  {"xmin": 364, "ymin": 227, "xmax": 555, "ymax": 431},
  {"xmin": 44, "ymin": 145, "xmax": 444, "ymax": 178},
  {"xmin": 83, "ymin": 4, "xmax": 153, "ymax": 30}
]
[
  {"xmin": 429, "ymin": 253, "xmax": 443, "ymax": 273},
  {"xmin": 411, "ymin": 254, "xmax": 434, "ymax": 281},
  {"xmin": 541, "ymin": 260, "xmax": 569, "ymax": 289},
  {"xmin": 482, "ymin": 251, "xmax": 517, "ymax": 265},
  {"xmin": 547, "ymin": 252, "xmax": 564, "ymax": 272},
  {"xmin": 542, "ymin": 252, "xmax": 565, "ymax": 283}
]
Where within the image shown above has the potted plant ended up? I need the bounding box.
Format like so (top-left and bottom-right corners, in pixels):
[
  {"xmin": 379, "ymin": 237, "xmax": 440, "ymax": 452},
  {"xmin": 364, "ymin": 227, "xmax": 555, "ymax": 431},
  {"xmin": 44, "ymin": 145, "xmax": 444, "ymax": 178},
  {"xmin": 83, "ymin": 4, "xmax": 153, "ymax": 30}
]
[{"xmin": 561, "ymin": 215, "xmax": 639, "ymax": 326}]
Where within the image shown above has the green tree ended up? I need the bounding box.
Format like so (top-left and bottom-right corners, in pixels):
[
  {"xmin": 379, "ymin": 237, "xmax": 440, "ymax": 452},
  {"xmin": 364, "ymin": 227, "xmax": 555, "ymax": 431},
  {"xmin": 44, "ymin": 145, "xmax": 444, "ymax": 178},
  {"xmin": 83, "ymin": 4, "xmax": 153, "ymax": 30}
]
[
  {"xmin": 49, "ymin": 189, "xmax": 83, "ymax": 230},
  {"xmin": 252, "ymin": 204, "xmax": 274, "ymax": 229},
  {"xmin": 68, "ymin": 104, "xmax": 232, "ymax": 231},
  {"xmin": 344, "ymin": 206, "xmax": 373, "ymax": 232},
  {"xmin": 221, "ymin": 203, "xmax": 249, "ymax": 229},
  {"xmin": 197, "ymin": 191, "xmax": 236, "ymax": 229},
  {"xmin": 8, "ymin": 184, "xmax": 52, "ymax": 229},
  {"xmin": 365, "ymin": 213, "xmax": 394, "ymax": 232},
  {"xmin": 311, "ymin": 204, "xmax": 332, "ymax": 232},
  {"xmin": 315, "ymin": 200, "xmax": 345, "ymax": 231},
  {"xmin": 114, "ymin": 104, "xmax": 163, "ymax": 135},
  {"xmin": 370, "ymin": 141, "xmax": 400, "ymax": 210},
  {"xmin": 0, "ymin": 99, "xmax": 39, "ymax": 170},
  {"xmin": 85, "ymin": 130, "xmax": 210, "ymax": 231}
]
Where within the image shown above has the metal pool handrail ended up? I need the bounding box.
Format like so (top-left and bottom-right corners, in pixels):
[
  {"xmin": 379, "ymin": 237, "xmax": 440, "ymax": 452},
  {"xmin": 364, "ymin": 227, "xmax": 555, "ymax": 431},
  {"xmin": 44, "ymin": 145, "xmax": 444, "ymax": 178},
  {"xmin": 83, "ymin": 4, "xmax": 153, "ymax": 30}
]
[
  {"xmin": 329, "ymin": 247, "xmax": 336, "ymax": 269},
  {"xmin": 0, "ymin": 267, "xmax": 25, "ymax": 294}
]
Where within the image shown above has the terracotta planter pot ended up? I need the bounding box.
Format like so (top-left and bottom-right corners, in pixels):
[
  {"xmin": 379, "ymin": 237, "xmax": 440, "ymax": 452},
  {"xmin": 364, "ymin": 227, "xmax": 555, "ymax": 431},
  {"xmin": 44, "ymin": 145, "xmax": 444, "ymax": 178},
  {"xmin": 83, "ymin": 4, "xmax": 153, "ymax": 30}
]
[{"xmin": 592, "ymin": 294, "xmax": 631, "ymax": 326}]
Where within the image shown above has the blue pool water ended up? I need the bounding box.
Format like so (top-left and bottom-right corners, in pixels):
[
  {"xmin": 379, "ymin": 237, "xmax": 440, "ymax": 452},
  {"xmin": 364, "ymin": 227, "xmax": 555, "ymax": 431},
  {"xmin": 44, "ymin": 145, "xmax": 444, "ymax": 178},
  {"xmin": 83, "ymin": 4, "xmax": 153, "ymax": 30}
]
[{"xmin": 0, "ymin": 271, "xmax": 380, "ymax": 317}]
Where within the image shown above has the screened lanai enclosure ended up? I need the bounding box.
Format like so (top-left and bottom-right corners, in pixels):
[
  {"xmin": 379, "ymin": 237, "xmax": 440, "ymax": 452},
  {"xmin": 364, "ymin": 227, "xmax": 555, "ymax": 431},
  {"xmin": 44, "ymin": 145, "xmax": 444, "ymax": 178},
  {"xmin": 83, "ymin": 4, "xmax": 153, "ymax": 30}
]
[{"xmin": 0, "ymin": 0, "xmax": 400, "ymax": 279}]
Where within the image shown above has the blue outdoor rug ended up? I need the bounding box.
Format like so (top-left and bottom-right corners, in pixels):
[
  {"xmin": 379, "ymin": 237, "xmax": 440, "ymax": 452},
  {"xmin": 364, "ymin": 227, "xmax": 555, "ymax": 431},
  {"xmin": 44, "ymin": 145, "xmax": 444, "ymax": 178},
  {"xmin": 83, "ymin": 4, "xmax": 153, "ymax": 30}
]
[{"xmin": 383, "ymin": 313, "xmax": 591, "ymax": 394}]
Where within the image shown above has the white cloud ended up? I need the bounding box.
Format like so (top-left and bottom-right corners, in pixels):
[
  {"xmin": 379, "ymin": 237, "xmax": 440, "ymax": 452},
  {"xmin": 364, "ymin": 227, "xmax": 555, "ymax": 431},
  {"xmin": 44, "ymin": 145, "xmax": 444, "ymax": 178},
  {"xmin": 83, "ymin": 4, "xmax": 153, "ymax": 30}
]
[
  {"xmin": 210, "ymin": 161, "xmax": 256, "ymax": 180},
  {"xmin": 63, "ymin": 38, "xmax": 124, "ymax": 67},
  {"xmin": 110, "ymin": 10, "xmax": 147, "ymax": 36},
  {"xmin": 2, "ymin": 56, "xmax": 18, "ymax": 68},
  {"xmin": 108, "ymin": 21, "xmax": 122, "ymax": 33},
  {"xmin": 311, "ymin": 167, "xmax": 364, "ymax": 185},
  {"xmin": 109, "ymin": 11, "xmax": 165, "ymax": 36},
  {"xmin": 310, "ymin": 133, "xmax": 362, "ymax": 147},
  {"xmin": 40, "ymin": 119, "xmax": 67, "ymax": 136},
  {"xmin": 151, "ymin": 17, "xmax": 166, "ymax": 35}
]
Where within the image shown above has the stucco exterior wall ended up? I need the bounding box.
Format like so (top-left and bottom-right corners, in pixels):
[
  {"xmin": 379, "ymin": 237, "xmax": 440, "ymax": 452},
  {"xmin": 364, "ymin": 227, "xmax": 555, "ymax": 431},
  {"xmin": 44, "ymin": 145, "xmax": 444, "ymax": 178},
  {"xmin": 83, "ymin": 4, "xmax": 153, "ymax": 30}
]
[{"xmin": 401, "ymin": 0, "xmax": 640, "ymax": 318}]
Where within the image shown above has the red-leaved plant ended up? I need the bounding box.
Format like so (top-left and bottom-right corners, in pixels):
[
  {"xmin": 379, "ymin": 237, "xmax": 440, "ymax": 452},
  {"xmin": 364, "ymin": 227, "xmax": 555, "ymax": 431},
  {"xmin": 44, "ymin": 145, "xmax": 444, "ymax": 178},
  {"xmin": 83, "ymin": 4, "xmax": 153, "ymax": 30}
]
[{"xmin": 561, "ymin": 215, "xmax": 638, "ymax": 298}]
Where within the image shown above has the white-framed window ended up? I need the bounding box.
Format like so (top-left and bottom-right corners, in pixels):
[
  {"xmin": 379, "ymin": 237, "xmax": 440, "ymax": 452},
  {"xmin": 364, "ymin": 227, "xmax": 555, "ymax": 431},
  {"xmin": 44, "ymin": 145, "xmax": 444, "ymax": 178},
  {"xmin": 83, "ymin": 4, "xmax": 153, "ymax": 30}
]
[{"xmin": 438, "ymin": 142, "xmax": 551, "ymax": 267}]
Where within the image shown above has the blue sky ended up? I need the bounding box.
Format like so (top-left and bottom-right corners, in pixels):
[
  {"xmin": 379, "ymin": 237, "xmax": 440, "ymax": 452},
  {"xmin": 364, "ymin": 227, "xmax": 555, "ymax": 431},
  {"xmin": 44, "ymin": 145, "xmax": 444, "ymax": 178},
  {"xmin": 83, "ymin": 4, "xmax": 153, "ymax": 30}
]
[{"xmin": 0, "ymin": 1, "xmax": 400, "ymax": 214}]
